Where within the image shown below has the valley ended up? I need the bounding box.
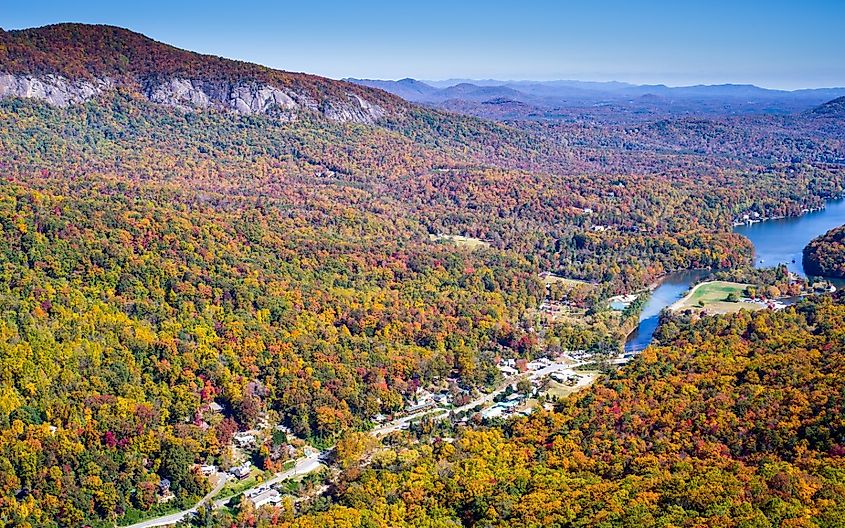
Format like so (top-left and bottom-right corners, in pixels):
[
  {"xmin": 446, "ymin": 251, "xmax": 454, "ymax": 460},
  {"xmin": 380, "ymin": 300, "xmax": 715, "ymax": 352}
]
[{"xmin": 0, "ymin": 19, "xmax": 843, "ymax": 528}]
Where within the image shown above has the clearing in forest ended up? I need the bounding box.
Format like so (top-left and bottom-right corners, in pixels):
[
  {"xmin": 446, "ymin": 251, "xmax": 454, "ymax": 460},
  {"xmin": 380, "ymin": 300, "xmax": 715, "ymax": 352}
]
[
  {"xmin": 429, "ymin": 233, "xmax": 491, "ymax": 249},
  {"xmin": 671, "ymin": 280, "xmax": 762, "ymax": 314},
  {"xmin": 540, "ymin": 273, "xmax": 595, "ymax": 289}
]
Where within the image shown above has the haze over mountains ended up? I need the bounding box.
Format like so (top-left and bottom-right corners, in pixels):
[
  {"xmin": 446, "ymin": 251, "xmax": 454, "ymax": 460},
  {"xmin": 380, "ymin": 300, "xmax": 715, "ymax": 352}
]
[{"xmin": 348, "ymin": 77, "xmax": 845, "ymax": 121}]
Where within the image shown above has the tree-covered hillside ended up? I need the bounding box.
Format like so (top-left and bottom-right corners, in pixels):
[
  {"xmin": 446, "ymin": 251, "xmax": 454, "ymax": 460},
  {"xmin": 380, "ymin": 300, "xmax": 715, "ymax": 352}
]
[
  {"xmin": 0, "ymin": 24, "xmax": 844, "ymax": 527},
  {"xmin": 220, "ymin": 295, "xmax": 845, "ymax": 528},
  {"xmin": 804, "ymin": 225, "xmax": 845, "ymax": 278}
]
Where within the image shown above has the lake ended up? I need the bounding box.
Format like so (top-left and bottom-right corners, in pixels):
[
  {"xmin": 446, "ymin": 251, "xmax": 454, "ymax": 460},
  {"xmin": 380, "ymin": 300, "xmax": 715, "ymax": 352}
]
[
  {"xmin": 624, "ymin": 198, "xmax": 845, "ymax": 352},
  {"xmin": 734, "ymin": 198, "xmax": 845, "ymax": 276}
]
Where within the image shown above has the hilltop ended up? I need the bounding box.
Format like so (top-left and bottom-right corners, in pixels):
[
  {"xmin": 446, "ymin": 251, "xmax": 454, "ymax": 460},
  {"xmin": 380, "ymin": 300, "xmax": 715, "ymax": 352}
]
[
  {"xmin": 0, "ymin": 23, "xmax": 406, "ymax": 123},
  {"xmin": 811, "ymin": 96, "xmax": 845, "ymax": 117},
  {"xmin": 804, "ymin": 224, "xmax": 845, "ymax": 277}
]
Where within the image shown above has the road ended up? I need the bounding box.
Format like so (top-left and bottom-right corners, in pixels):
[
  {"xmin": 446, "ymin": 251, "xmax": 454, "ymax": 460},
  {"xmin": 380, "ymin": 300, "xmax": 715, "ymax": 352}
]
[
  {"xmin": 123, "ymin": 472, "xmax": 230, "ymax": 528},
  {"xmin": 372, "ymin": 355, "xmax": 587, "ymax": 436},
  {"xmin": 123, "ymin": 452, "xmax": 324, "ymax": 528},
  {"xmin": 125, "ymin": 354, "xmax": 598, "ymax": 526},
  {"xmin": 212, "ymin": 451, "xmax": 323, "ymax": 508}
]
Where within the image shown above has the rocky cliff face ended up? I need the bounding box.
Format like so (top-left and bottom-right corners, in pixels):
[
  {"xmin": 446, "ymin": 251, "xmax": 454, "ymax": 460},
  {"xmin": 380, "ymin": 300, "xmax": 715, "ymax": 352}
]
[
  {"xmin": 0, "ymin": 72, "xmax": 388, "ymax": 124},
  {"xmin": 0, "ymin": 73, "xmax": 113, "ymax": 107}
]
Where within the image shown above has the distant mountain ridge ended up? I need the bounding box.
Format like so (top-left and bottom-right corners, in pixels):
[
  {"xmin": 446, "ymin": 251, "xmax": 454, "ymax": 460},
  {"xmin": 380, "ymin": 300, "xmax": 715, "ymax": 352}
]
[
  {"xmin": 353, "ymin": 77, "xmax": 845, "ymax": 100},
  {"xmin": 0, "ymin": 23, "xmax": 407, "ymax": 123},
  {"xmin": 346, "ymin": 77, "xmax": 845, "ymax": 120}
]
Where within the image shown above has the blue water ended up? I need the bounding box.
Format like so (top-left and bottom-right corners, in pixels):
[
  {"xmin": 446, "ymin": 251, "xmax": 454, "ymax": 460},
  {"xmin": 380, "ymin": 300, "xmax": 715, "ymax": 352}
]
[
  {"xmin": 625, "ymin": 198, "xmax": 845, "ymax": 352},
  {"xmin": 624, "ymin": 270, "xmax": 709, "ymax": 353},
  {"xmin": 734, "ymin": 198, "xmax": 845, "ymax": 277}
]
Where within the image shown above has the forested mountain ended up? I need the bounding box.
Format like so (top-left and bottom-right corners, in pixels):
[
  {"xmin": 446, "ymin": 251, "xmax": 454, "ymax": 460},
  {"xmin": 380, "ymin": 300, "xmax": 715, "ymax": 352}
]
[
  {"xmin": 811, "ymin": 96, "xmax": 845, "ymax": 119},
  {"xmin": 0, "ymin": 23, "xmax": 405, "ymax": 123},
  {"xmin": 0, "ymin": 23, "xmax": 844, "ymax": 527},
  {"xmin": 804, "ymin": 225, "xmax": 845, "ymax": 278},
  {"xmin": 224, "ymin": 295, "xmax": 845, "ymax": 528}
]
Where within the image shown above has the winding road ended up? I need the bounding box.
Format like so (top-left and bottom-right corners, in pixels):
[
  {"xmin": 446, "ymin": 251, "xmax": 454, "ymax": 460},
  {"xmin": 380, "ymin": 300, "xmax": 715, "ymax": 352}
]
[
  {"xmin": 122, "ymin": 452, "xmax": 324, "ymax": 528},
  {"xmin": 124, "ymin": 473, "xmax": 230, "ymax": 528},
  {"xmin": 123, "ymin": 354, "xmax": 595, "ymax": 527}
]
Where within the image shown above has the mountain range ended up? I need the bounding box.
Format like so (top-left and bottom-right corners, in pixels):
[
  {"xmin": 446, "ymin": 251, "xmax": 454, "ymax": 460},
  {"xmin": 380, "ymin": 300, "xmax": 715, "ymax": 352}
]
[
  {"xmin": 347, "ymin": 77, "xmax": 845, "ymax": 120},
  {"xmin": 3, "ymin": 24, "xmax": 843, "ymax": 125}
]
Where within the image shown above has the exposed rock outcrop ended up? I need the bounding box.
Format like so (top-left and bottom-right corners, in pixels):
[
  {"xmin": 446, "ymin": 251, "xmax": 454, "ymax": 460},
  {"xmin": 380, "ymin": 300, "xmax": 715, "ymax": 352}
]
[
  {"xmin": 143, "ymin": 77, "xmax": 386, "ymax": 122},
  {"xmin": 0, "ymin": 73, "xmax": 112, "ymax": 107},
  {"xmin": 0, "ymin": 71, "xmax": 388, "ymax": 124},
  {"xmin": 324, "ymin": 94, "xmax": 386, "ymax": 124}
]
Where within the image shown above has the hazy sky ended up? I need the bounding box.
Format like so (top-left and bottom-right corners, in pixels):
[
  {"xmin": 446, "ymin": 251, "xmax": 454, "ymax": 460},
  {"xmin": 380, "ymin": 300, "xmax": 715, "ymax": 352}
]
[{"xmin": 3, "ymin": 0, "xmax": 844, "ymax": 89}]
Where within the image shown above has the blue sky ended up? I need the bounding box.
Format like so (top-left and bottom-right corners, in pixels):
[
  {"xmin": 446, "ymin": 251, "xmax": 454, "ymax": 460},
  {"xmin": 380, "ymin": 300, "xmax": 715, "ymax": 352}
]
[{"xmin": 2, "ymin": 0, "xmax": 844, "ymax": 89}]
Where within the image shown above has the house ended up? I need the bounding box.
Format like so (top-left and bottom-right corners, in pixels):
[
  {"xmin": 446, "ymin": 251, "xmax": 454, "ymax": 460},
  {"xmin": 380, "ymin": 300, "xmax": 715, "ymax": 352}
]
[
  {"xmin": 549, "ymin": 372, "xmax": 567, "ymax": 383},
  {"xmin": 526, "ymin": 361, "xmax": 546, "ymax": 371},
  {"xmin": 157, "ymin": 478, "xmax": 174, "ymax": 503},
  {"xmin": 230, "ymin": 462, "xmax": 252, "ymax": 479},
  {"xmin": 207, "ymin": 402, "xmax": 224, "ymax": 413},
  {"xmin": 497, "ymin": 365, "xmax": 518, "ymax": 376},
  {"xmin": 233, "ymin": 432, "xmax": 256, "ymax": 448},
  {"xmin": 269, "ymin": 443, "xmax": 296, "ymax": 461},
  {"xmin": 199, "ymin": 464, "xmax": 217, "ymax": 476},
  {"xmin": 480, "ymin": 406, "xmax": 505, "ymax": 420},
  {"xmin": 405, "ymin": 401, "xmax": 434, "ymax": 413},
  {"xmin": 249, "ymin": 489, "xmax": 282, "ymax": 509},
  {"xmin": 432, "ymin": 392, "xmax": 451, "ymax": 405}
]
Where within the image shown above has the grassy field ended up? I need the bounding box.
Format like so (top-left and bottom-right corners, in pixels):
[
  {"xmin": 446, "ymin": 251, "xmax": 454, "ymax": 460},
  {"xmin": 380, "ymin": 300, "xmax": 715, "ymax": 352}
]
[
  {"xmin": 429, "ymin": 233, "xmax": 491, "ymax": 249},
  {"xmin": 672, "ymin": 281, "xmax": 762, "ymax": 314},
  {"xmin": 543, "ymin": 372, "xmax": 598, "ymax": 399},
  {"xmin": 541, "ymin": 273, "xmax": 594, "ymax": 288}
]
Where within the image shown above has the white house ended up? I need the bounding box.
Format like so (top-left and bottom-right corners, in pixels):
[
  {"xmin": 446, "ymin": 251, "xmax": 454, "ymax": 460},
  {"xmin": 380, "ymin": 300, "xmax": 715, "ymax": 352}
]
[
  {"xmin": 233, "ymin": 432, "xmax": 256, "ymax": 448},
  {"xmin": 230, "ymin": 462, "xmax": 252, "ymax": 479},
  {"xmin": 250, "ymin": 489, "xmax": 282, "ymax": 509}
]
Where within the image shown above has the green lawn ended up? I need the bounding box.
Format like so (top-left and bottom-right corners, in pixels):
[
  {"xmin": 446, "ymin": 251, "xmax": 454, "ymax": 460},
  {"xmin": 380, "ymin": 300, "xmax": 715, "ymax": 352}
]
[
  {"xmin": 673, "ymin": 281, "xmax": 761, "ymax": 314},
  {"xmin": 214, "ymin": 469, "xmax": 271, "ymax": 500}
]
